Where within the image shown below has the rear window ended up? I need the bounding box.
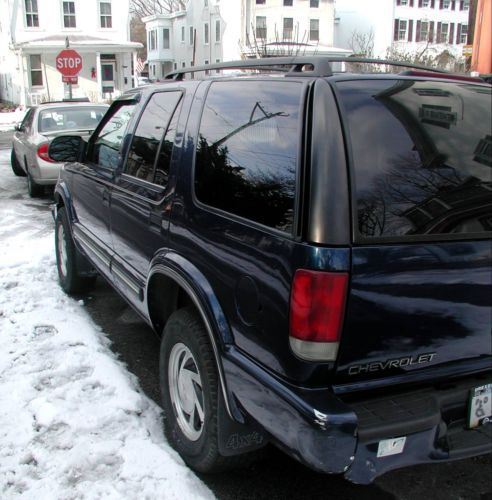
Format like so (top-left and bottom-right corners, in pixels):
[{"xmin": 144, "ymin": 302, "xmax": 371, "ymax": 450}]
[
  {"xmin": 337, "ymin": 79, "xmax": 492, "ymax": 240},
  {"xmin": 39, "ymin": 106, "xmax": 106, "ymax": 133}
]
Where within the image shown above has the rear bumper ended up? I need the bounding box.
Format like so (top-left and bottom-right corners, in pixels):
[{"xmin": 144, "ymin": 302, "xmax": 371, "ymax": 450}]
[
  {"xmin": 31, "ymin": 158, "xmax": 61, "ymax": 184},
  {"xmin": 223, "ymin": 349, "xmax": 492, "ymax": 483}
]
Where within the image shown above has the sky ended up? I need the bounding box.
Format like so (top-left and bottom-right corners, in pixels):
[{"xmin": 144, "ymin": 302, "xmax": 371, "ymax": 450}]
[{"xmin": 0, "ymin": 147, "xmax": 213, "ymax": 499}]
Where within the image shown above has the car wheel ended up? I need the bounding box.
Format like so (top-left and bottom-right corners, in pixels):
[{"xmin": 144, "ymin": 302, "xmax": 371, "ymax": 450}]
[
  {"xmin": 10, "ymin": 149, "xmax": 26, "ymax": 177},
  {"xmin": 55, "ymin": 207, "xmax": 96, "ymax": 294},
  {"xmin": 27, "ymin": 170, "xmax": 43, "ymax": 197},
  {"xmin": 160, "ymin": 307, "xmax": 234, "ymax": 473}
]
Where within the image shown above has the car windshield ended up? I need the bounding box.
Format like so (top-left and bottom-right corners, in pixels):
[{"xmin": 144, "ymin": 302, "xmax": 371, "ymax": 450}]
[{"xmin": 38, "ymin": 106, "xmax": 107, "ymax": 133}]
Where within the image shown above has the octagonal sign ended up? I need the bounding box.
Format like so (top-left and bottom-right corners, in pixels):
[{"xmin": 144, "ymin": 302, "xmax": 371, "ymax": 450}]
[{"xmin": 56, "ymin": 49, "xmax": 82, "ymax": 77}]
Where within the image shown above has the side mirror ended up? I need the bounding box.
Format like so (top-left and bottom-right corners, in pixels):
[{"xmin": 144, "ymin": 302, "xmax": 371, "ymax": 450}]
[
  {"xmin": 15, "ymin": 123, "xmax": 24, "ymax": 132},
  {"xmin": 48, "ymin": 135, "xmax": 86, "ymax": 162}
]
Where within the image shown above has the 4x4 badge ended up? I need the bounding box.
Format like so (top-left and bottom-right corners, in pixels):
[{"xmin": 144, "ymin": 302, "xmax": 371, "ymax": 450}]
[{"xmin": 348, "ymin": 353, "xmax": 436, "ymax": 376}]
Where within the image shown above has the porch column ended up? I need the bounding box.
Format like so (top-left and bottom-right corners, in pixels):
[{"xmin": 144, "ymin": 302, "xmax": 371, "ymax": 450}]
[{"xmin": 96, "ymin": 52, "xmax": 102, "ymax": 101}]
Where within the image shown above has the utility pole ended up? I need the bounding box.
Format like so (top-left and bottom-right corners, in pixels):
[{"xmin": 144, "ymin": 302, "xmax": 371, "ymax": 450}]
[{"xmin": 65, "ymin": 36, "xmax": 73, "ymax": 100}]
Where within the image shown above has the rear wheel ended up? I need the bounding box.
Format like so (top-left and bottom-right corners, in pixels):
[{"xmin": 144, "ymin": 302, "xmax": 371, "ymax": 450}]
[
  {"xmin": 27, "ymin": 170, "xmax": 43, "ymax": 197},
  {"xmin": 160, "ymin": 307, "xmax": 243, "ymax": 473},
  {"xmin": 55, "ymin": 207, "xmax": 96, "ymax": 294},
  {"xmin": 10, "ymin": 149, "xmax": 26, "ymax": 177}
]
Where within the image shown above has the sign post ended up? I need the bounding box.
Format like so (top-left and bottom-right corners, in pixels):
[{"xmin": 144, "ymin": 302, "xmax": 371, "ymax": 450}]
[{"xmin": 56, "ymin": 42, "xmax": 82, "ymax": 99}]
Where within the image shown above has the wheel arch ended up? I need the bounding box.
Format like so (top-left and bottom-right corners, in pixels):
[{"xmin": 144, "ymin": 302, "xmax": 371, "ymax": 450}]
[{"xmin": 147, "ymin": 252, "xmax": 239, "ymax": 421}]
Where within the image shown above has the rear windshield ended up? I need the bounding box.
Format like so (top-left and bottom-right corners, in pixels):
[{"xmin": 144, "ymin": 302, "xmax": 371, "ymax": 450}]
[
  {"xmin": 337, "ymin": 79, "xmax": 492, "ymax": 240},
  {"xmin": 38, "ymin": 106, "xmax": 107, "ymax": 133}
]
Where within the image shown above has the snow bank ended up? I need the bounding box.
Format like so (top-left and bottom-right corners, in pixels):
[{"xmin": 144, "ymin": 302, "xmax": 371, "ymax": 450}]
[{"xmin": 0, "ymin": 148, "xmax": 213, "ymax": 499}]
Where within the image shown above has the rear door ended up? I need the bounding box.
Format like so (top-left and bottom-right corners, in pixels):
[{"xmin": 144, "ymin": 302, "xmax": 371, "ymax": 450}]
[
  {"xmin": 333, "ymin": 78, "xmax": 492, "ymax": 390},
  {"xmin": 110, "ymin": 90, "xmax": 184, "ymax": 310}
]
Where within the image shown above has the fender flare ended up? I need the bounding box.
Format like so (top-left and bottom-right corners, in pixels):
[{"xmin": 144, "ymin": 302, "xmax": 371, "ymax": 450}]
[{"xmin": 147, "ymin": 251, "xmax": 241, "ymax": 422}]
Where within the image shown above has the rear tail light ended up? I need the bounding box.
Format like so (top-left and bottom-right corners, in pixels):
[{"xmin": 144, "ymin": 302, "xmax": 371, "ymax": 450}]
[
  {"xmin": 289, "ymin": 269, "xmax": 349, "ymax": 361},
  {"xmin": 37, "ymin": 143, "xmax": 57, "ymax": 163}
]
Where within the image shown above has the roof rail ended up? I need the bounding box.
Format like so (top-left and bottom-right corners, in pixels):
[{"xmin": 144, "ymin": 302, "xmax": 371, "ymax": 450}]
[{"xmin": 164, "ymin": 56, "xmax": 450, "ymax": 81}]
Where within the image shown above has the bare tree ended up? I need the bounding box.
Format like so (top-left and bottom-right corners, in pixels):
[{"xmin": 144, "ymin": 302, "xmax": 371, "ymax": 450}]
[
  {"xmin": 130, "ymin": 0, "xmax": 186, "ymax": 18},
  {"xmin": 348, "ymin": 29, "xmax": 375, "ymax": 57}
]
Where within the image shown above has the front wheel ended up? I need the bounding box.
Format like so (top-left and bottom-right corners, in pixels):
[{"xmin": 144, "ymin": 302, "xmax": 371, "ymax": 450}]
[
  {"xmin": 160, "ymin": 307, "xmax": 235, "ymax": 473},
  {"xmin": 55, "ymin": 207, "xmax": 96, "ymax": 294}
]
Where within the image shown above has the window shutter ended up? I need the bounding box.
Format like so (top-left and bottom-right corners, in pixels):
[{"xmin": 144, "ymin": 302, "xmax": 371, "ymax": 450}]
[
  {"xmin": 439, "ymin": 0, "xmax": 443, "ymax": 8},
  {"xmin": 419, "ymin": 0, "xmax": 423, "ymax": 6},
  {"xmin": 456, "ymin": 23, "xmax": 461, "ymax": 43},
  {"xmin": 460, "ymin": 0, "xmax": 464, "ymax": 9},
  {"xmin": 431, "ymin": 0, "xmax": 435, "ymax": 7},
  {"xmin": 394, "ymin": 18, "xmax": 400, "ymax": 40},
  {"xmin": 397, "ymin": 0, "xmax": 401, "ymax": 5},
  {"xmin": 408, "ymin": 19, "xmax": 414, "ymax": 40},
  {"xmin": 429, "ymin": 20, "xmax": 435, "ymax": 41},
  {"xmin": 416, "ymin": 20, "xmax": 421, "ymax": 41},
  {"xmin": 449, "ymin": 22, "xmax": 455, "ymax": 43},
  {"xmin": 410, "ymin": 0, "xmax": 414, "ymax": 6},
  {"xmin": 437, "ymin": 21, "xmax": 442, "ymax": 42},
  {"xmin": 451, "ymin": 0, "xmax": 456, "ymax": 9}
]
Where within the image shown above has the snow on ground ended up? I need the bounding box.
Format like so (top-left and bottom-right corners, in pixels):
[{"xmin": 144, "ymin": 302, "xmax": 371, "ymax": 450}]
[
  {"xmin": 0, "ymin": 148, "xmax": 214, "ymax": 499},
  {"xmin": 0, "ymin": 109, "xmax": 27, "ymax": 132}
]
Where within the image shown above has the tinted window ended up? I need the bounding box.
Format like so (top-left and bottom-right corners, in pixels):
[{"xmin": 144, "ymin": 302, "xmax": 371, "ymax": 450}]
[
  {"xmin": 20, "ymin": 108, "xmax": 35, "ymax": 133},
  {"xmin": 195, "ymin": 80, "xmax": 303, "ymax": 233},
  {"xmin": 338, "ymin": 80, "xmax": 492, "ymax": 239},
  {"xmin": 125, "ymin": 91, "xmax": 181, "ymax": 183},
  {"xmin": 91, "ymin": 102, "xmax": 136, "ymax": 170}
]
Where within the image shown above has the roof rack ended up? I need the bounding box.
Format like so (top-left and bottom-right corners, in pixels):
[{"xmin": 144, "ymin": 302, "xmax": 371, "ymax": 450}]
[{"xmin": 164, "ymin": 56, "xmax": 450, "ymax": 81}]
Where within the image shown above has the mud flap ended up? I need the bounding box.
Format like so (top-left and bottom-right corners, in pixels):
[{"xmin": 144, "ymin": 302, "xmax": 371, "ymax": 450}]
[{"xmin": 217, "ymin": 392, "xmax": 268, "ymax": 457}]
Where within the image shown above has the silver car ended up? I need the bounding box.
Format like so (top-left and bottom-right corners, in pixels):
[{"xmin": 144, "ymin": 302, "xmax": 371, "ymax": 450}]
[{"xmin": 11, "ymin": 101, "xmax": 108, "ymax": 197}]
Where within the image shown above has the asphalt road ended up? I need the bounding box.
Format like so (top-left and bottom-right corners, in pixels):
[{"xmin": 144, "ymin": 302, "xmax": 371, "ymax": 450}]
[{"xmin": 1, "ymin": 130, "xmax": 490, "ymax": 500}]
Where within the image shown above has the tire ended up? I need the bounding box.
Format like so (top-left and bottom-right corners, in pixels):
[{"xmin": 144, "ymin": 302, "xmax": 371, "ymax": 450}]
[
  {"xmin": 27, "ymin": 170, "xmax": 43, "ymax": 197},
  {"xmin": 11, "ymin": 149, "xmax": 26, "ymax": 177},
  {"xmin": 160, "ymin": 307, "xmax": 238, "ymax": 473},
  {"xmin": 55, "ymin": 207, "xmax": 96, "ymax": 294}
]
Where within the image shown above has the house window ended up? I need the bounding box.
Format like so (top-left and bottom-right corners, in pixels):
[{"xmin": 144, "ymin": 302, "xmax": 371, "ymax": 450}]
[
  {"xmin": 420, "ymin": 20, "xmax": 429, "ymax": 41},
  {"xmin": 400, "ymin": 0, "xmax": 409, "ymax": 5},
  {"xmin": 215, "ymin": 19, "xmax": 221, "ymax": 42},
  {"xmin": 204, "ymin": 23, "xmax": 209, "ymax": 44},
  {"xmin": 256, "ymin": 16, "xmax": 267, "ymax": 39},
  {"xmin": 442, "ymin": 0, "xmax": 450, "ymax": 7},
  {"xmin": 398, "ymin": 20, "xmax": 408, "ymax": 40},
  {"xmin": 205, "ymin": 60, "xmax": 209, "ymax": 75},
  {"xmin": 63, "ymin": 1, "xmax": 76, "ymax": 28},
  {"xmin": 422, "ymin": 0, "xmax": 430, "ymax": 6},
  {"xmin": 215, "ymin": 58, "xmax": 220, "ymax": 74},
  {"xmin": 181, "ymin": 26, "xmax": 185, "ymax": 42},
  {"xmin": 283, "ymin": 17, "xmax": 293, "ymax": 40},
  {"xmin": 309, "ymin": 19, "xmax": 319, "ymax": 41},
  {"xmin": 30, "ymin": 54, "xmax": 43, "ymax": 86},
  {"xmin": 163, "ymin": 28, "xmax": 170, "ymax": 49},
  {"xmin": 462, "ymin": 0, "xmax": 469, "ymax": 10},
  {"xmin": 189, "ymin": 26, "xmax": 194, "ymax": 45},
  {"xmin": 99, "ymin": 1, "xmax": 112, "ymax": 28},
  {"xmin": 283, "ymin": 0, "xmax": 293, "ymax": 6},
  {"xmin": 310, "ymin": 0, "xmax": 319, "ymax": 6},
  {"xmin": 25, "ymin": 0, "xmax": 39, "ymax": 27},
  {"xmin": 204, "ymin": 0, "xmax": 208, "ymax": 6},
  {"xmin": 256, "ymin": 0, "xmax": 266, "ymax": 4},
  {"xmin": 149, "ymin": 30, "xmax": 157, "ymax": 51},
  {"xmin": 439, "ymin": 22, "xmax": 449, "ymax": 42},
  {"xmin": 182, "ymin": 62, "xmax": 186, "ymax": 68},
  {"xmin": 460, "ymin": 24, "xmax": 467, "ymax": 43}
]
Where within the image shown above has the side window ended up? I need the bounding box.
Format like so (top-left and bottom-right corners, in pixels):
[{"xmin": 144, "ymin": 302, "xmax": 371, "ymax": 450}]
[
  {"xmin": 90, "ymin": 101, "xmax": 136, "ymax": 170},
  {"xmin": 20, "ymin": 108, "xmax": 35, "ymax": 133},
  {"xmin": 195, "ymin": 80, "xmax": 303, "ymax": 233},
  {"xmin": 124, "ymin": 91, "xmax": 182, "ymax": 184}
]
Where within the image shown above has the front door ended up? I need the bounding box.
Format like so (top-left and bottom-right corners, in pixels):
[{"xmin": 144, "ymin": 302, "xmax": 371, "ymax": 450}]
[{"xmin": 101, "ymin": 61, "xmax": 116, "ymax": 97}]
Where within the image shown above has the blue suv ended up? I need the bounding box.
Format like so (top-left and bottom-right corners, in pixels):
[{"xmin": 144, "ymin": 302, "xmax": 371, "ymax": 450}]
[{"xmin": 49, "ymin": 57, "xmax": 492, "ymax": 484}]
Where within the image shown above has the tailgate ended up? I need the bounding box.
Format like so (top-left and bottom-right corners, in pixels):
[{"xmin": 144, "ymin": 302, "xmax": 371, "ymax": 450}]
[
  {"xmin": 335, "ymin": 241, "xmax": 492, "ymax": 389},
  {"xmin": 332, "ymin": 78, "xmax": 492, "ymax": 390}
]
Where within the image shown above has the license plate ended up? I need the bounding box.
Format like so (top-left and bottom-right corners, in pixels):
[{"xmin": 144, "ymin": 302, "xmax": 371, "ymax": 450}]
[{"xmin": 468, "ymin": 384, "xmax": 492, "ymax": 428}]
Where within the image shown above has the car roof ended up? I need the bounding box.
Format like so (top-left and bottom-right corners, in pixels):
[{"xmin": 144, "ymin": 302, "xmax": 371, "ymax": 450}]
[{"xmin": 36, "ymin": 101, "xmax": 109, "ymax": 110}]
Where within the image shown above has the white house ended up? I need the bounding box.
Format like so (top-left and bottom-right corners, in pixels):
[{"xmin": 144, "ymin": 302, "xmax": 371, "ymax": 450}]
[
  {"xmin": 144, "ymin": 0, "xmax": 351, "ymax": 81},
  {"xmin": 334, "ymin": 0, "xmax": 470, "ymax": 62},
  {"xmin": 0, "ymin": 0, "xmax": 142, "ymax": 106}
]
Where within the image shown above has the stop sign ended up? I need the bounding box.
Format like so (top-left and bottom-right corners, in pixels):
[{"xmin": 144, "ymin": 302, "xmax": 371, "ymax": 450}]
[{"xmin": 56, "ymin": 49, "xmax": 82, "ymax": 77}]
